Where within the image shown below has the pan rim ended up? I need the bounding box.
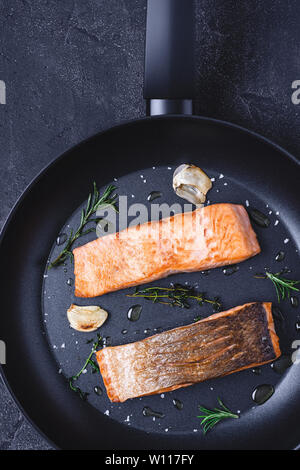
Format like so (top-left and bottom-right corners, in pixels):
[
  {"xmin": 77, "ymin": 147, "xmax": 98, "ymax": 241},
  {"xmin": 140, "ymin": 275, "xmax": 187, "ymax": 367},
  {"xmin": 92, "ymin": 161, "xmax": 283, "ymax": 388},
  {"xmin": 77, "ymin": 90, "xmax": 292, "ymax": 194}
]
[
  {"xmin": 1, "ymin": 113, "xmax": 299, "ymax": 243},
  {"xmin": 0, "ymin": 114, "xmax": 299, "ymax": 450}
]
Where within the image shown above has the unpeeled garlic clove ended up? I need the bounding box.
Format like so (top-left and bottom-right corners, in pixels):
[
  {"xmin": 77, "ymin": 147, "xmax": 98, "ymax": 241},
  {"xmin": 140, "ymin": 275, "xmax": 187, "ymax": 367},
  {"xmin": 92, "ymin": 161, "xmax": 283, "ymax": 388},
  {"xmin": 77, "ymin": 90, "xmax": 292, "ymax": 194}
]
[
  {"xmin": 173, "ymin": 164, "xmax": 212, "ymax": 205},
  {"xmin": 67, "ymin": 304, "xmax": 108, "ymax": 332}
]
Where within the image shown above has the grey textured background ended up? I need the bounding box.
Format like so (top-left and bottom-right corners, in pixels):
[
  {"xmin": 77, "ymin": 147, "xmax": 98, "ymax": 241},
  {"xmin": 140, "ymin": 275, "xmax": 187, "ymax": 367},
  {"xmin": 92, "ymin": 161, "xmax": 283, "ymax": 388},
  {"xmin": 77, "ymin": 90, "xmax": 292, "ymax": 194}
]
[{"xmin": 0, "ymin": 0, "xmax": 300, "ymax": 450}]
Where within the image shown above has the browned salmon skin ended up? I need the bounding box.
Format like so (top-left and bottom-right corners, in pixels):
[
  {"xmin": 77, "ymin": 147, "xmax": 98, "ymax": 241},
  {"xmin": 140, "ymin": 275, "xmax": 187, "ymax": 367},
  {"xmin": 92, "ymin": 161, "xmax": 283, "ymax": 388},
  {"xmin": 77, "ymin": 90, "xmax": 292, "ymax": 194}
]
[
  {"xmin": 74, "ymin": 203, "xmax": 260, "ymax": 297},
  {"xmin": 96, "ymin": 302, "xmax": 281, "ymax": 402}
]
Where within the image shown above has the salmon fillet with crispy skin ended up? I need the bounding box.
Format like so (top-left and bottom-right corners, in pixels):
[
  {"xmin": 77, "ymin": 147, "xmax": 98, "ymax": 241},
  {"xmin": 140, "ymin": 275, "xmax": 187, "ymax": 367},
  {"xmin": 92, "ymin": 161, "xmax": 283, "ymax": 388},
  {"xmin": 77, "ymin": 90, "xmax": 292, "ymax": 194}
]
[
  {"xmin": 96, "ymin": 302, "xmax": 281, "ymax": 402},
  {"xmin": 73, "ymin": 203, "xmax": 260, "ymax": 298}
]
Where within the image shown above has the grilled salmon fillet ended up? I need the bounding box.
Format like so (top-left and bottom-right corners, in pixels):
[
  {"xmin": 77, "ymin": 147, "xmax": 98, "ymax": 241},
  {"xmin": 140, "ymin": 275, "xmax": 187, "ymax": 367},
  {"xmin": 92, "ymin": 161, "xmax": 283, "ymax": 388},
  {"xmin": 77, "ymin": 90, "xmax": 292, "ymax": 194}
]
[
  {"xmin": 74, "ymin": 203, "xmax": 260, "ymax": 298},
  {"xmin": 96, "ymin": 302, "xmax": 280, "ymax": 402}
]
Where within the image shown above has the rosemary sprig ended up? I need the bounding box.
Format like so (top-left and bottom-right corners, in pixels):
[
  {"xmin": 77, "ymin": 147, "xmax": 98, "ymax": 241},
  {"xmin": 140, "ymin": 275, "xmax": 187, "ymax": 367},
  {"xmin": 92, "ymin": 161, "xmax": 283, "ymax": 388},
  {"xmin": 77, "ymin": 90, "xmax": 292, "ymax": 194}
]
[
  {"xmin": 255, "ymin": 270, "xmax": 300, "ymax": 302},
  {"xmin": 197, "ymin": 398, "xmax": 239, "ymax": 434},
  {"xmin": 127, "ymin": 283, "xmax": 221, "ymax": 311},
  {"xmin": 49, "ymin": 183, "xmax": 118, "ymax": 268},
  {"xmin": 69, "ymin": 333, "xmax": 102, "ymax": 400}
]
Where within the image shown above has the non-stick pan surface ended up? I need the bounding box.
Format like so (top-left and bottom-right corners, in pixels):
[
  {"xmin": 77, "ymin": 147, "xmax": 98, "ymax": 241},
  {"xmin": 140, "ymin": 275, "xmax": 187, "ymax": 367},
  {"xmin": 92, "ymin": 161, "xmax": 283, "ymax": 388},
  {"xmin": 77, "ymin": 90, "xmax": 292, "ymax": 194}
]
[{"xmin": 1, "ymin": 116, "xmax": 300, "ymax": 450}]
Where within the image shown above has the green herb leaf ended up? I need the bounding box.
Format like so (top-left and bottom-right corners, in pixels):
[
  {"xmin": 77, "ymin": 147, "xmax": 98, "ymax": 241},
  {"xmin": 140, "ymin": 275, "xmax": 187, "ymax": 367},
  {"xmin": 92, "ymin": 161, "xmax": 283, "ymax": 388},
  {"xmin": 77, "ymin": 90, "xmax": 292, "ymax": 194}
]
[
  {"xmin": 49, "ymin": 184, "xmax": 118, "ymax": 268},
  {"xmin": 197, "ymin": 398, "xmax": 239, "ymax": 434},
  {"xmin": 194, "ymin": 315, "xmax": 202, "ymax": 322},
  {"xmin": 68, "ymin": 333, "xmax": 102, "ymax": 400},
  {"xmin": 255, "ymin": 270, "xmax": 300, "ymax": 302},
  {"xmin": 127, "ymin": 283, "xmax": 221, "ymax": 311}
]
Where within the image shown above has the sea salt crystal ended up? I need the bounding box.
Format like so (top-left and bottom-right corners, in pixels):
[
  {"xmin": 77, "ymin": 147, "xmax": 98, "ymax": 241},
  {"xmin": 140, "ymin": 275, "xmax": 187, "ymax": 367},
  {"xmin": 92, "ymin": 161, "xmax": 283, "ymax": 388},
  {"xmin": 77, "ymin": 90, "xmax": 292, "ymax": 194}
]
[
  {"xmin": 284, "ymin": 238, "xmax": 290, "ymax": 244},
  {"xmin": 274, "ymin": 220, "xmax": 279, "ymax": 226},
  {"xmin": 104, "ymin": 410, "xmax": 110, "ymax": 416},
  {"xmin": 219, "ymin": 174, "xmax": 224, "ymax": 179},
  {"xmin": 245, "ymin": 200, "xmax": 250, "ymax": 207},
  {"xmin": 210, "ymin": 177, "xmax": 215, "ymax": 182}
]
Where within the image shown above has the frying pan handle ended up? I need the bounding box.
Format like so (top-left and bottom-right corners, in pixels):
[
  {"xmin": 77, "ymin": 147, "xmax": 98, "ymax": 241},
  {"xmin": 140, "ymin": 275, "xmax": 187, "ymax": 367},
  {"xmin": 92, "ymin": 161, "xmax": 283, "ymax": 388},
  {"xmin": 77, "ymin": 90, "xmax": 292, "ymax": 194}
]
[{"xmin": 144, "ymin": 0, "xmax": 195, "ymax": 116}]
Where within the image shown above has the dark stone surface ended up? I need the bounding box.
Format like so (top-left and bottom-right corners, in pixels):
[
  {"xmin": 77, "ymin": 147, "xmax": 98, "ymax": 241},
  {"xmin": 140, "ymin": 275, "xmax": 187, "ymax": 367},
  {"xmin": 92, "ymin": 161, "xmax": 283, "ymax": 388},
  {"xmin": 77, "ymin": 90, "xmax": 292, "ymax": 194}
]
[{"xmin": 0, "ymin": 0, "xmax": 299, "ymax": 450}]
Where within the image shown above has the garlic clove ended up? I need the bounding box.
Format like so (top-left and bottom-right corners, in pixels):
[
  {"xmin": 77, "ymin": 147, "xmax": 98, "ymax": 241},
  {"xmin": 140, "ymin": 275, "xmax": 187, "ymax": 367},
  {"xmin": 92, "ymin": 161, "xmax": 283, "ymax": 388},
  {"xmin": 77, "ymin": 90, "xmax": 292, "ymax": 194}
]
[
  {"xmin": 67, "ymin": 304, "xmax": 108, "ymax": 332},
  {"xmin": 173, "ymin": 164, "xmax": 212, "ymax": 205}
]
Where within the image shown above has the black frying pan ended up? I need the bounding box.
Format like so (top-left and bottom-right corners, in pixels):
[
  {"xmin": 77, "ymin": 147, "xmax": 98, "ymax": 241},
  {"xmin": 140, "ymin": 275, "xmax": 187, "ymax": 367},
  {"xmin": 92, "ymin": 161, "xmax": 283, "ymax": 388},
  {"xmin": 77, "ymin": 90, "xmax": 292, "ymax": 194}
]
[{"xmin": 1, "ymin": 0, "xmax": 300, "ymax": 450}]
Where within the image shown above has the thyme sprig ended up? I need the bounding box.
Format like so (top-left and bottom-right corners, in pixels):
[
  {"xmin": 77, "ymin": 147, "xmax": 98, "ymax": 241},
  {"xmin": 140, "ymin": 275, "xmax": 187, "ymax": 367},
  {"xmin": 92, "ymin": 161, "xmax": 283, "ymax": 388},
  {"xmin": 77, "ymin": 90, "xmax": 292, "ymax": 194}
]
[
  {"xmin": 197, "ymin": 398, "xmax": 239, "ymax": 434},
  {"xmin": 255, "ymin": 270, "xmax": 300, "ymax": 302},
  {"xmin": 49, "ymin": 183, "xmax": 118, "ymax": 268},
  {"xmin": 127, "ymin": 283, "xmax": 221, "ymax": 311},
  {"xmin": 69, "ymin": 333, "xmax": 102, "ymax": 400}
]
